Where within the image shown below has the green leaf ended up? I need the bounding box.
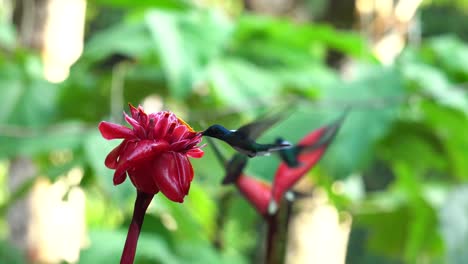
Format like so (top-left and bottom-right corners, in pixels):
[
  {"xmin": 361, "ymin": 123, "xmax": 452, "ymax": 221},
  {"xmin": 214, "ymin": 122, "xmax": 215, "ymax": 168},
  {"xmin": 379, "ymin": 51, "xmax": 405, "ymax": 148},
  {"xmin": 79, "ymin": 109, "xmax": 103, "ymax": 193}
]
[
  {"xmin": 391, "ymin": 163, "xmax": 444, "ymax": 262},
  {"xmin": 145, "ymin": 9, "xmax": 232, "ymax": 98},
  {"xmin": 421, "ymin": 101, "xmax": 468, "ymax": 180},
  {"xmin": 83, "ymin": 20, "xmax": 155, "ymax": 64},
  {"xmin": 427, "ymin": 35, "xmax": 468, "ymax": 79},
  {"xmin": 379, "ymin": 121, "xmax": 448, "ymax": 175},
  {"xmin": 79, "ymin": 229, "xmax": 180, "ymax": 264},
  {"xmin": 83, "ymin": 130, "xmax": 134, "ymax": 204},
  {"xmin": 0, "ymin": 20, "xmax": 16, "ymax": 50},
  {"xmin": 93, "ymin": 0, "xmax": 191, "ymax": 10},
  {"xmin": 250, "ymin": 65, "xmax": 403, "ymax": 180},
  {"xmin": 0, "ymin": 62, "xmax": 57, "ymax": 126},
  {"xmin": 207, "ymin": 58, "xmax": 281, "ymax": 106},
  {"xmin": 440, "ymin": 185, "xmax": 468, "ymax": 264},
  {"xmin": 402, "ymin": 62, "xmax": 468, "ymax": 114},
  {"xmin": 185, "ymin": 182, "xmax": 217, "ymax": 238},
  {"xmin": 0, "ymin": 240, "xmax": 25, "ymax": 264},
  {"xmin": 0, "ymin": 122, "xmax": 86, "ymax": 159},
  {"xmin": 235, "ymin": 15, "xmax": 372, "ymax": 61},
  {"xmin": 321, "ymin": 65, "xmax": 404, "ymax": 178}
]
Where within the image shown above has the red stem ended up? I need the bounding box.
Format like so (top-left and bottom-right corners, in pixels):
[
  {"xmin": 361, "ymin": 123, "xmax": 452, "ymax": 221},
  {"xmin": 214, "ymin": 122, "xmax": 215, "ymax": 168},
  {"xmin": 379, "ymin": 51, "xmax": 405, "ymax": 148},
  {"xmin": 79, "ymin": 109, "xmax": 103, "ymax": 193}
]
[{"xmin": 120, "ymin": 191, "xmax": 154, "ymax": 264}]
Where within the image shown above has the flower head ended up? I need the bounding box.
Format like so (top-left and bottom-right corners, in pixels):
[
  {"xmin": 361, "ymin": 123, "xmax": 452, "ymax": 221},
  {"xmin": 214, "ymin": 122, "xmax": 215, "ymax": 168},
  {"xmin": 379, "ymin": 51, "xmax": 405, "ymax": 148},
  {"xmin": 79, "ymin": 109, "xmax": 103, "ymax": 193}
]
[
  {"xmin": 99, "ymin": 104, "xmax": 204, "ymax": 202},
  {"xmin": 271, "ymin": 113, "xmax": 346, "ymax": 204}
]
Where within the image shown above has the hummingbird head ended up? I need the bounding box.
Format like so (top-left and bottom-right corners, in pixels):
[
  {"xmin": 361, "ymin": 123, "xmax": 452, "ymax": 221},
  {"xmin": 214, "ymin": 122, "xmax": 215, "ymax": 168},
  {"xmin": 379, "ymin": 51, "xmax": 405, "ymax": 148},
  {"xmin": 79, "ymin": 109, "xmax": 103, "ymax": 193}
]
[{"xmin": 202, "ymin": 124, "xmax": 230, "ymax": 139}]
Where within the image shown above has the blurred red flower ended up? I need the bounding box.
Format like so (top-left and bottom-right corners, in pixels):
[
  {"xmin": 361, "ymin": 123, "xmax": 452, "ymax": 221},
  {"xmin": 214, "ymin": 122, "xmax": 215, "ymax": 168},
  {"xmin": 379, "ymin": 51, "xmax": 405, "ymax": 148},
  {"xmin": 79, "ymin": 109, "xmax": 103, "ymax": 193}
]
[
  {"xmin": 99, "ymin": 104, "xmax": 204, "ymax": 202},
  {"xmin": 232, "ymin": 114, "xmax": 345, "ymax": 216},
  {"xmin": 235, "ymin": 174, "xmax": 272, "ymax": 216},
  {"xmin": 271, "ymin": 125, "xmax": 333, "ymax": 204}
]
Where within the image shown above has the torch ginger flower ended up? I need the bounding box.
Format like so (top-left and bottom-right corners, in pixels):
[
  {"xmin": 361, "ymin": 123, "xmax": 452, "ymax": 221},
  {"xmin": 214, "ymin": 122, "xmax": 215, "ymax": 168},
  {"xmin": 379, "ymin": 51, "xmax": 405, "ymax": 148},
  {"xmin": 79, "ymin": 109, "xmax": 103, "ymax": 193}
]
[
  {"xmin": 99, "ymin": 104, "xmax": 204, "ymax": 202},
  {"xmin": 99, "ymin": 104, "xmax": 204, "ymax": 264}
]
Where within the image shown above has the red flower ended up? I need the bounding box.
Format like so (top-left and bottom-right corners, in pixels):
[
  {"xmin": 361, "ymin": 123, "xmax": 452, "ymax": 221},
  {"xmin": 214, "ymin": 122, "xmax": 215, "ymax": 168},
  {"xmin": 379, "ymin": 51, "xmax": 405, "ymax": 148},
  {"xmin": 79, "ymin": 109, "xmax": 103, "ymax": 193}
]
[
  {"xmin": 271, "ymin": 126, "xmax": 331, "ymax": 204},
  {"xmin": 99, "ymin": 104, "xmax": 204, "ymax": 202},
  {"xmin": 271, "ymin": 116, "xmax": 345, "ymax": 205},
  {"xmin": 235, "ymin": 174, "xmax": 272, "ymax": 216},
  {"xmin": 99, "ymin": 105, "xmax": 204, "ymax": 264}
]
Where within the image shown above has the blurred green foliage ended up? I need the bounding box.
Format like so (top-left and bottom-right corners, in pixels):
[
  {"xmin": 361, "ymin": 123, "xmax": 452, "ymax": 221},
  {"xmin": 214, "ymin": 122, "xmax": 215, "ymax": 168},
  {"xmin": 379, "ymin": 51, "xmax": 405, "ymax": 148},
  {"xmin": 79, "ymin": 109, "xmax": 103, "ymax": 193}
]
[{"xmin": 0, "ymin": 1, "xmax": 467, "ymax": 263}]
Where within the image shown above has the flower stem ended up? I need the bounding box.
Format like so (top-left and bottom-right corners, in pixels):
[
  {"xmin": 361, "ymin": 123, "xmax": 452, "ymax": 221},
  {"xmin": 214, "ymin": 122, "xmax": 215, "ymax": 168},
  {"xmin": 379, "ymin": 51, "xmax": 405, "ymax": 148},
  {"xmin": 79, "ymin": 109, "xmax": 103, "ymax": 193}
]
[
  {"xmin": 120, "ymin": 191, "xmax": 154, "ymax": 264},
  {"xmin": 264, "ymin": 198, "xmax": 292, "ymax": 264}
]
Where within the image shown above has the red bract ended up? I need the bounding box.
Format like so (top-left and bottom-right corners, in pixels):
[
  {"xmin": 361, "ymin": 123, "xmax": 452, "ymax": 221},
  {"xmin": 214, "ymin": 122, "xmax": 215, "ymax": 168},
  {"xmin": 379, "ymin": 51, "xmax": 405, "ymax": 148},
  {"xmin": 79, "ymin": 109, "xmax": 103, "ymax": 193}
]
[
  {"xmin": 99, "ymin": 104, "xmax": 204, "ymax": 202},
  {"xmin": 235, "ymin": 174, "xmax": 272, "ymax": 216}
]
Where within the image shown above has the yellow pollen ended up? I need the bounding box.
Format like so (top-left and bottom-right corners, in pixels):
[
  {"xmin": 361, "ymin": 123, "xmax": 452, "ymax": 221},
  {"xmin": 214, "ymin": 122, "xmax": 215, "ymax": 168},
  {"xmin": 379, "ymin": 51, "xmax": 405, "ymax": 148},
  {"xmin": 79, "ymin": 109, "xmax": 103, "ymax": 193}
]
[{"xmin": 176, "ymin": 116, "xmax": 194, "ymax": 132}]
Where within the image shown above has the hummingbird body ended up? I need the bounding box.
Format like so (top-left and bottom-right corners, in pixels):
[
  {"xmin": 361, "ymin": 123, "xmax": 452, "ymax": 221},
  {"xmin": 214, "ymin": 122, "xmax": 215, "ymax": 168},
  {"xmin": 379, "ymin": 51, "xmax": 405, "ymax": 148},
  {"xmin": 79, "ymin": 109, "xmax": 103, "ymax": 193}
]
[
  {"xmin": 202, "ymin": 124, "xmax": 291, "ymax": 158},
  {"xmin": 276, "ymin": 141, "xmax": 302, "ymax": 167}
]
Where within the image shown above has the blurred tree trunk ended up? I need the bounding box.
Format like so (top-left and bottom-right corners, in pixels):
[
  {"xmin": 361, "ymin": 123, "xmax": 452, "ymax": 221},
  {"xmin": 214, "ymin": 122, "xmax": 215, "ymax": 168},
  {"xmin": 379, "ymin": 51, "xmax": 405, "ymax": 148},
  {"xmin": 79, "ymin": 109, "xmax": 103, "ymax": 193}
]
[
  {"xmin": 286, "ymin": 192, "xmax": 352, "ymax": 264},
  {"xmin": 14, "ymin": 0, "xmax": 86, "ymax": 82},
  {"xmin": 13, "ymin": 0, "xmax": 49, "ymax": 49},
  {"xmin": 8, "ymin": 1, "xmax": 49, "ymax": 262},
  {"xmin": 356, "ymin": 0, "xmax": 422, "ymax": 64},
  {"xmin": 8, "ymin": 1, "xmax": 87, "ymax": 263},
  {"xmin": 7, "ymin": 158, "xmax": 36, "ymax": 261}
]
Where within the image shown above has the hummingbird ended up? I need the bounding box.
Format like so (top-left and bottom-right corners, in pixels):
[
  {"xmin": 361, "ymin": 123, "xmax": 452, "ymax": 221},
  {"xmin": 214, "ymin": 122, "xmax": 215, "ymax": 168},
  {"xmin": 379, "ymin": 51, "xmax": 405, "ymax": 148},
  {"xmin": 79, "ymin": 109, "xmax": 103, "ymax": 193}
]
[
  {"xmin": 276, "ymin": 111, "xmax": 347, "ymax": 168},
  {"xmin": 222, "ymin": 153, "xmax": 248, "ymax": 184},
  {"xmin": 202, "ymin": 114, "xmax": 292, "ymax": 158},
  {"xmin": 205, "ymin": 135, "xmax": 248, "ymax": 185}
]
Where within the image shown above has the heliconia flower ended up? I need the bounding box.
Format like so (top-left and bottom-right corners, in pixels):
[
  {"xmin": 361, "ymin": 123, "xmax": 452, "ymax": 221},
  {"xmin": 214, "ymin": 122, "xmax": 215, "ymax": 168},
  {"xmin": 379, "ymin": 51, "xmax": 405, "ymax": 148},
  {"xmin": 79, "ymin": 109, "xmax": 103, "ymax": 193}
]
[
  {"xmin": 99, "ymin": 104, "xmax": 204, "ymax": 202},
  {"xmin": 235, "ymin": 174, "xmax": 272, "ymax": 216},
  {"xmin": 270, "ymin": 115, "xmax": 345, "ymax": 205},
  {"xmin": 99, "ymin": 104, "xmax": 204, "ymax": 264}
]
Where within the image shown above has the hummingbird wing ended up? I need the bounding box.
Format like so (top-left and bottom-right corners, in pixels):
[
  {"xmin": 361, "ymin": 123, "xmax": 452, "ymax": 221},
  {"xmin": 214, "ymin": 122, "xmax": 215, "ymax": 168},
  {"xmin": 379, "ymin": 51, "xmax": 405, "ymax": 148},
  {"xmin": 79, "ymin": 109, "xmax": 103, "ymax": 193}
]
[
  {"xmin": 298, "ymin": 109, "xmax": 348, "ymax": 154},
  {"xmin": 235, "ymin": 106, "xmax": 294, "ymax": 140},
  {"xmin": 234, "ymin": 115, "xmax": 281, "ymax": 140},
  {"xmin": 222, "ymin": 154, "xmax": 248, "ymax": 184}
]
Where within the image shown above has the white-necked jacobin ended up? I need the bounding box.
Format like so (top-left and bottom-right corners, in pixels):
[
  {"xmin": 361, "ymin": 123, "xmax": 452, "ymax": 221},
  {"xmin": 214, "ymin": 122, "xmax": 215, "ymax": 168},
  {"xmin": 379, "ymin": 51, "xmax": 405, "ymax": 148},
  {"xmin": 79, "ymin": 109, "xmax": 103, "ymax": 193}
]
[{"xmin": 202, "ymin": 115, "xmax": 292, "ymax": 158}]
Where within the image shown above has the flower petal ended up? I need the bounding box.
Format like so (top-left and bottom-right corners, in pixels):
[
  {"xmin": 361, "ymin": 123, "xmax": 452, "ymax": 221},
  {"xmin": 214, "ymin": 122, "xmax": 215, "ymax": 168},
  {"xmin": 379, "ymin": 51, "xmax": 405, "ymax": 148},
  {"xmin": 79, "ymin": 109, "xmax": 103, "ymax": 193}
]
[
  {"xmin": 114, "ymin": 140, "xmax": 170, "ymax": 185},
  {"xmin": 138, "ymin": 106, "xmax": 149, "ymax": 126},
  {"xmin": 152, "ymin": 152, "xmax": 193, "ymax": 203},
  {"xmin": 171, "ymin": 125, "xmax": 188, "ymax": 142},
  {"xmin": 186, "ymin": 148, "xmax": 204, "ymax": 158},
  {"xmin": 154, "ymin": 112, "xmax": 169, "ymax": 139},
  {"xmin": 129, "ymin": 104, "xmax": 139, "ymax": 120},
  {"xmin": 271, "ymin": 148, "xmax": 325, "ymax": 202},
  {"xmin": 114, "ymin": 169, "xmax": 127, "ymax": 185},
  {"xmin": 105, "ymin": 142, "xmax": 125, "ymax": 169},
  {"xmin": 99, "ymin": 121, "xmax": 134, "ymax": 140},
  {"xmin": 128, "ymin": 162, "xmax": 160, "ymax": 194},
  {"xmin": 170, "ymin": 139, "xmax": 191, "ymax": 151},
  {"xmin": 164, "ymin": 122, "xmax": 177, "ymax": 141},
  {"xmin": 124, "ymin": 113, "xmax": 145, "ymax": 138},
  {"xmin": 236, "ymin": 175, "xmax": 271, "ymax": 216}
]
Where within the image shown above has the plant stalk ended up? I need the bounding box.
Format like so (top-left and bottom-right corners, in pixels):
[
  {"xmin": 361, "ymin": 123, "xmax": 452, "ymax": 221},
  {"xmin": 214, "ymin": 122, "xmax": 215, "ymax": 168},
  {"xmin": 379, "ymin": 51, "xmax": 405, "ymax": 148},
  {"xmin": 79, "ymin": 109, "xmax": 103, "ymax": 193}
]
[
  {"xmin": 120, "ymin": 191, "xmax": 154, "ymax": 264},
  {"xmin": 264, "ymin": 198, "xmax": 293, "ymax": 264}
]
